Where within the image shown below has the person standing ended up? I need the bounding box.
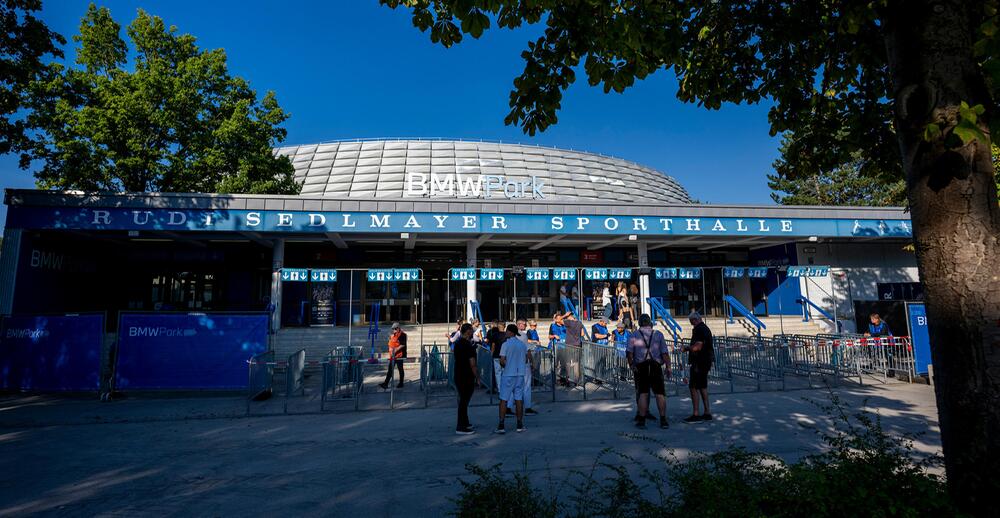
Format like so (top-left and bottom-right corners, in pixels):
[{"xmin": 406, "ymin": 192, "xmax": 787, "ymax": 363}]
[
  {"xmin": 683, "ymin": 311, "xmax": 714, "ymax": 423},
  {"xmin": 865, "ymin": 312, "xmax": 894, "ymax": 375},
  {"xmin": 453, "ymin": 323, "xmax": 479, "ymax": 434},
  {"xmin": 507, "ymin": 319, "xmax": 538, "ymax": 416},
  {"xmin": 592, "ymin": 318, "xmax": 610, "ymax": 345},
  {"xmin": 486, "ymin": 320, "xmax": 505, "ymax": 394},
  {"xmin": 446, "ymin": 319, "xmax": 465, "ymax": 349},
  {"xmin": 628, "ymin": 284, "xmax": 641, "ymax": 328},
  {"xmin": 601, "ymin": 283, "xmax": 612, "ymax": 320},
  {"xmin": 496, "ymin": 324, "xmax": 531, "ymax": 434},
  {"xmin": 379, "ymin": 322, "xmax": 407, "ymax": 390},
  {"xmin": 526, "ymin": 320, "xmax": 541, "ymax": 346},
  {"xmin": 627, "ymin": 314, "xmax": 671, "ymax": 429},
  {"xmin": 562, "ymin": 313, "xmax": 585, "ymax": 386},
  {"xmin": 548, "ymin": 313, "xmax": 566, "ymax": 347}
]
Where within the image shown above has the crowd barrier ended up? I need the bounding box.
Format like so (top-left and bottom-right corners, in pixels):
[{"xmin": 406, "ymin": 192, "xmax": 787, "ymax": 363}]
[
  {"xmin": 284, "ymin": 349, "xmax": 306, "ymax": 413},
  {"xmin": 0, "ymin": 313, "xmax": 106, "ymax": 393},
  {"xmin": 245, "ymin": 332, "xmax": 916, "ymax": 414}
]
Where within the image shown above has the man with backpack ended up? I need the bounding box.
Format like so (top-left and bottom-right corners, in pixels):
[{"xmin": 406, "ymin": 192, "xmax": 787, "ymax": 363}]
[{"xmin": 626, "ymin": 314, "xmax": 671, "ymax": 429}]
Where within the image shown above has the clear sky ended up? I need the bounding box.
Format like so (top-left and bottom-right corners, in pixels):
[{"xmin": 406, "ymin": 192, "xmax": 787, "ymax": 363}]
[{"xmin": 0, "ymin": 1, "xmax": 783, "ymax": 228}]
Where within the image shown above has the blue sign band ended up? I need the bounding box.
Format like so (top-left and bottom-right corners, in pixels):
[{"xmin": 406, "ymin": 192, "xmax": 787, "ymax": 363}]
[{"xmin": 7, "ymin": 207, "xmax": 913, "ymax": 238}]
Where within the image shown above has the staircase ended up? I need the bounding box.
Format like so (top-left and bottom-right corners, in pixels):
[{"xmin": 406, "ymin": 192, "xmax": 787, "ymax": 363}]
[{"xmin": 702, "ymin": 316, "xmax": 829, "ymax": 338}]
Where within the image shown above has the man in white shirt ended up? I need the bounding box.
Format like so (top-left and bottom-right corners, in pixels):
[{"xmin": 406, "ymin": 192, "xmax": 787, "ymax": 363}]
[
  {"xmin": 496, "ymin": 324, "xmax": 531, "ymax": 434},
  {"xmin": 507, "ymin": 319, "xmax": 538, "ymax": 416}
]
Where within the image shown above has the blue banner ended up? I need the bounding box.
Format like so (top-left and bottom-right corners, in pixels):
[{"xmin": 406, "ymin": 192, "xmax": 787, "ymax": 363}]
[
  {"xmin": 450, "ymin": 268, "xmax": 476, "ymax": 281},
  {"xmin": 115, "ymin": 313, "xmax": 268, "ymax": 390},
  {"xmin": 368, "ymin": 268, "xmax": 420, "ymax": 281},
  {"xmin": 8, "ymin": 206, "xmax": 914, "ymax": 238},
  {"xmin": 280, "ymin": 268, "xmax": 309, "ymax": 282},
  {"xmin": 787, "ymin": 265, "xmax": 830, "ymax": 277},
  {"xmin": 552, "ymin": 268, "xmax": 577, "ymax": 281},
  {"xmin": 525, "ymin": 268, "xmax": 550, "ymax": 281},
  {"xmin": 678, "ymin": 268, "xmax": 702, "ymax": 280},
  {"xmin": 723, "ymin": 267, "xmax": 746, "ymax": 278},
  {"xmin": 906, "ymin": 303, "xmax": 932, "ymax": 375},
  {"xmin": 608, "ymin": 268, "xmax": 633, "ymax": 280},
  {"xmin": 747, "ymin": 267, "xmax": 769, "ymax": 278},
  {"xmin": 310, "ymin": 269, "xmax": 338, "ymax": 282},
  {"xmin": 655, "ymin": 268, "xmax": 677, "ymax": 280},
  {"xmin": 479, "ymin": 268, "xmax": 505, "ymax": 281},
  {"xmin": 584, "ymin": 269, "xmax": 608, "ymax": 280},
  {"xmin": 0, "ymin": 314, "xmax": 104, "ymax": 391}
]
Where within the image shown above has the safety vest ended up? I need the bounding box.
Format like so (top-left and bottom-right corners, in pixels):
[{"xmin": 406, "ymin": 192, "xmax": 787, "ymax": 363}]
[{"xmin": 388, "ymin": 331, "xmax": 405, "ymax": 359}]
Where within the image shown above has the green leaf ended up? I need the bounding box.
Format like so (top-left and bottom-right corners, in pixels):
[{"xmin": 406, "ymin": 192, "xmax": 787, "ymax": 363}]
[{"xmin": 923, "ymin": 123, "xmax": 942, "ymax": 141}]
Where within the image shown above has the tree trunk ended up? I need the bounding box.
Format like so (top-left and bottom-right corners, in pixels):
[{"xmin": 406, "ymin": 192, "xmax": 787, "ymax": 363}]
[{"xmin": 885, "ymin": 0, "xmax": 1000, "ymax": 513}]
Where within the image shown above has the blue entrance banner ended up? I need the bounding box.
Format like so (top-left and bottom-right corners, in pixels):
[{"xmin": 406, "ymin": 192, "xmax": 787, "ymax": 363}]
[
  {"xmin": 7, "ymin": 206, "xmax": 914, "ymax": 239},
  {"xmin": 747, "ymin": 267, "xmax": 769, "ymax": 278},
  {"xmin": 525, "ymin": 268, "xmax": 550, "ymax": 281},
  {"xmin": 368, "ymin": 268, "xmax": 421, "ymax": 282},
  {"xmin": 678, "ymin": 268, "xmax": 702, "ymax": 280},
  {"xmin": 906, "ymin": 303, "xmax": 932, "ymax": 375},
  {"xmin": 552, "ymin": 268, "xmax": 577, "ymax": 281},
  {"xmin": 450, "ymin": 268, "xmax": 476, "ymax": 281},
  {"xmin": 310, "ymin": 269, "xmax": 338, "ymax": 282},
  {"xmin": 655, "ymin": 268, "xmax": 677, "ymax": 280},
  {"xmin": 0, "ymin": 314, "xmax": 104, "ymax": 391},
  {"xmin": 115, "ymin": 312, "xmax": 268, "ymax": 390},
  {"xmin": 723, "ymin": 267, "xmax": 746, "ymax": 278},
  {"xmin": 584, "ymin": 269, "xmax": 608, "ymax": 281},
  {"xmin": 479, "ymin": 268, "xmax": 505, "ymax": 281},
  {"xmin": 608, "ymin": 268, "xmax": 633, "ymax": 280},
  {"xmin": 787, "ymin": 265, "xmax": 830, "ymax": 277},
  {"xmin": 280, "ymin": 268, "xmax": 309, "ymax": 282}
]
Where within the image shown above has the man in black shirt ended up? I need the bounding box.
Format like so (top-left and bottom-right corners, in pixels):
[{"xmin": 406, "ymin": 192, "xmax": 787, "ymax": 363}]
[
  {"xmin": 683, "ymin": 311, "xmax": 714, "ymax": 423},
  {"xmin": 486, "ymin": 320, "xmax": 505, "ymax": 393},
  {"xmin": 454, "ymin": 323, "xmax": 479, "ymax": 434}
]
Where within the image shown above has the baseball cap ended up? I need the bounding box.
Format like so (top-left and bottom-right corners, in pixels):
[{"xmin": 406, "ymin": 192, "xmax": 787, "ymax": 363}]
[
  {"xmin": 505, "ymin": 323, "xmax": 520, "ymax": 336},
  {"xmin": 616, "ymin": 321, "xmax": 626, "ymax": 328},
  {"xmin": 391, "ymin": 322, "xmax": 400, "ymax": 330}
]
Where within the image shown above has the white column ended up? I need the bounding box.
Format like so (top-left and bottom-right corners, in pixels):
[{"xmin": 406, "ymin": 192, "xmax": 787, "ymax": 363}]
[
  {"xmin": 0, "ymin": 228, "xmax": 22, "ymax": 316},
  {"xmin": 638, "ymin": 241, "xmax": 651, "ymax": 316},
  {"xmin": 466, "ymin": 239, "xmax": 478, "ymax": 320},
  {"xmin": 270, "ymin": 238, "xmax": 285, "ymax": 332}
]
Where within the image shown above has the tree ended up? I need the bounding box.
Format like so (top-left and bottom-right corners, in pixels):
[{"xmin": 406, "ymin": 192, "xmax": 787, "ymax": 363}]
[
  {"xmin": 380, "ymin": 0, "xmax": 1000, "ymax": 511},
  {"xmin": 0, "ymin": 0, "xmax": 64, "ymax": 154},
  {"xmin": 20, "ymin": 4, "xmax": 299, "ymax": 194},
  {"xmin": 768, "ymin": 134, "xmax": 907, "ymax": 206}
]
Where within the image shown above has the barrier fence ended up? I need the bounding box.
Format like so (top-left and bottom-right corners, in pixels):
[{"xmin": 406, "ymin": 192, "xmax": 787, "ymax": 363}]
[{"xmin": 244, "ymin": 332, "xmax": 916, "ymax": 414}]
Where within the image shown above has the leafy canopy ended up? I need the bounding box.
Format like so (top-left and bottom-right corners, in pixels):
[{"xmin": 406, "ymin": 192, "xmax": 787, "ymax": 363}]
[
  {"xmin": 381, "ymin": 1, "xmax": 999, "ymax": 190},
  {"xmin": 0, "ymin": 0, "xmax": 64, "ymax": 154},
  {"xmin": 20, "ymin": 3, "xmax": 299, "ymax": 194}
]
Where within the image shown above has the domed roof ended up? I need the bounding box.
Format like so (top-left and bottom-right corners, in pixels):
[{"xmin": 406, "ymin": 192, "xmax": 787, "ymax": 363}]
[{"xmin": 275, "ymin": 139, "xmax": 692, "ymax": 204}]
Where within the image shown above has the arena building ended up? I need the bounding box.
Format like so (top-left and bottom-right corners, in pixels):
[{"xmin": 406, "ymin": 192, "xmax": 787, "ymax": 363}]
[{"xmin": 1, "ymin": 138, "xmax": 922, "ymax": 344}]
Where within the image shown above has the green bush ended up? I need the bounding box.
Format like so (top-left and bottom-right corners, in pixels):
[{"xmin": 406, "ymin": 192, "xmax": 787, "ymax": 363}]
[{"xmin": 451, "ymin": 396, "xmax": 961, "ymax": 517}]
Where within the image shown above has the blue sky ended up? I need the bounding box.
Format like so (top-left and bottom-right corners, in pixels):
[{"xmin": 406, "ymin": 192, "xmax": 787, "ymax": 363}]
[{"xmin": 0, "ymin": 1, "xmax": 783, "ymax": 227}]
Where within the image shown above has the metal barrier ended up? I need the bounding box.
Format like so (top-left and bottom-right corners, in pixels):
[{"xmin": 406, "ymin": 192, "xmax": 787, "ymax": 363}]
[
  {"xmin": 531, "ymin": 345, "xmax": 556, "ymax": 402},
  {"xmin": 580, "ymin": 341, "xmax": 621, "ymax": 399},
  {"xmin": 284, "ymin": 349, "xmax": 306, "ymax": 413},
  {"xmin": 246, "ymin": 351, "xmax": 274, "ymax": 415},
  {"xmin": 320, "ymin": 346, "xmax": 363, "ymax": 411},
  {"xmin": 717, "ymin": 336, "xmax": 785, "ymax": 391},
  {"xmin": 555, "ymin": 343, "xmax": 584, "ymax": 400},
  {"xmin": 476, "ymin": 346, "xmax": 495, "ymax": 404},
  {"xmin": 420, "ymin": 344, "xmax": 456, "ymax": 407}
]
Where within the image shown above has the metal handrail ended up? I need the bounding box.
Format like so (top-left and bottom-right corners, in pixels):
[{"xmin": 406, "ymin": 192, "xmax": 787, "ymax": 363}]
[
  {"xmin": 796, "ymin": 297, "xmax": 842, "ymax": 332},
  {"xmin": 647, "ymin": 297, "xmax": 683, "ymax": 339},
  {"xmin": 724, "ymin": 295, "xmax": 766, "ymax": 333}
]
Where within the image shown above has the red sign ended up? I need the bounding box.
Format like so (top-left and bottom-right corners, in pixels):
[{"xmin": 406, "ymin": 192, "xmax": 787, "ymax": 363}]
[{"xmin": 581, "ymin": 251, "xmax": 603, "ymax": 265}]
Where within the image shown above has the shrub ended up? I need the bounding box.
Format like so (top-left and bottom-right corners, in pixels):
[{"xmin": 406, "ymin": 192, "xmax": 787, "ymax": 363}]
[{"xmin": 451, "ymin": 395, "xmax": 961, "ymax": 517}]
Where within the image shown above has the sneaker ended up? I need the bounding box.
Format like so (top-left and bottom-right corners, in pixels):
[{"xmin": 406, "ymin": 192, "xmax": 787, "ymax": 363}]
[
  {"xmin": 633, "ymin": 414, "xmax": 642, "ymax": 423},
  {"xmin": 683, "ymin": 415, "xmax": 702, "ymax": 424},
  {"xmin": 455, "ymin": 427, "xmax": 475, "ymax": 435},
  {"xmin": 660, "ymin": 417, "xmax": 670, "ymax": 429},
  {"xmin": 378, "ymin": 382, "xmax": 388, "ymax": 390},
  {"xmin": 525, "ymin": 408, "xmax": 539, "ymax": 416},
  {"xmin": 516, "ymin": 422, "xmax": 526, "ymax": 432},
  {"xmin": 700, "ymin": 413, "xmax": 713, "ymax": 422},
  {"xmin": 397, "ymin": 382, "xmax": 404, "ymax": 389},
  {"xmin": 635, "ymin": 418, "xmax": 646, "ymax": 429},
  {"xmin": 494, "ymin": 424, "xmax": 506, "ymax": 434}
]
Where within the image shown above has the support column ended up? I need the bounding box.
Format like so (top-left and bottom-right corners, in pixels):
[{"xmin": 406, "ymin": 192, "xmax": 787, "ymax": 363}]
[
  {"xmin": 270, "ymin": 238, "xmax": 285, "ymax": 332},
  {"xmin": 466, "ymin": 240, "xmax": 478, "ymax": 321},
  {"xmin": 0, "ymin": 228, "xmax": 23, "ymax": 316},
  {"xmin": 638, "ymin": 241, "xmax": 651, "ymax": 316}
]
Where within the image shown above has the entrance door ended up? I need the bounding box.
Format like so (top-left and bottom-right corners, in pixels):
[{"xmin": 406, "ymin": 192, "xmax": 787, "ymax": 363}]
[{"xmin": 424, "ymin": 269, "xmax": 449, "ymax": 323}]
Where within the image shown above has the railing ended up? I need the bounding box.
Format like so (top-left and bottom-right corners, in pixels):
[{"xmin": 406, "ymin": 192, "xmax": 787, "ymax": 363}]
[
  {"xmin": 647, "ymin": 297, "xmax": 682, "ymax": 341},
  {"xmin": 724, "ymin": 295, "xmax": 766, "ymax": 336},
  {"xmin": 796, "ymin": 297, "xmax": 841, "ymax": 332}
]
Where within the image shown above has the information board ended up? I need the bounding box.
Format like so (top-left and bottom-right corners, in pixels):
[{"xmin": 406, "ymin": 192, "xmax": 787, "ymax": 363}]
[
  {"xmin": 552, "ymin": 268, "xmax": 577, "ymax": 281},
  {"xmin": 479, "ymin": 268, "xmax": 505, "ymax": 281},
  {"xmin": 525, "ymin": 268, "xmax": 550, "ymax": 281},
  {"xmin": 450, "ymin": 268, "xmax": 476, "ymax": 281},
  {"xmin": 584, "ymin": 269, "xmax": 608, "ymax": 281}
]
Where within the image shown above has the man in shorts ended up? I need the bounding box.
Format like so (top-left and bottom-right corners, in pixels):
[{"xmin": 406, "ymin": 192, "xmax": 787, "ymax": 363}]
[
  {"xmin": 496, "ymin": 324, "xmax": 531, "ymax": 434},
  {"xmin": 683, "ymin": 311, "xmax": 714, "ymax": 423},
  {"xmin": 507, "ymin": 319, "xmax": 538, "ymax": 416},
  {"xmin": 626, "ymin": 314, "xmax": 671, "ymax": 429}
]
